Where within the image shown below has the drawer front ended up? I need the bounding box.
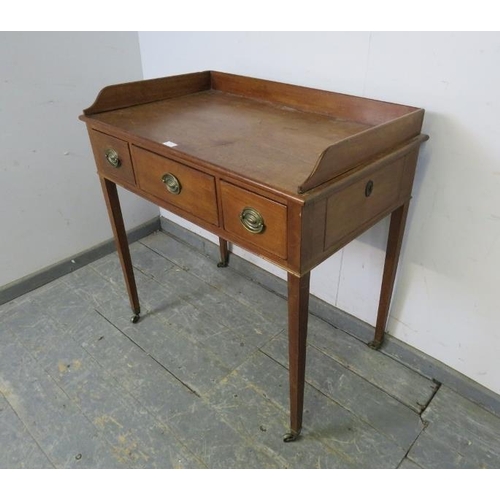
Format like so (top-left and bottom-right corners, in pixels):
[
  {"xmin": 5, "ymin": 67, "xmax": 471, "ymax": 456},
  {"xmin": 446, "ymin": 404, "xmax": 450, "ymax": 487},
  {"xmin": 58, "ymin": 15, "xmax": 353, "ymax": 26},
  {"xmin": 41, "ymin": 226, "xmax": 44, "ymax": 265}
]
[
  {"xmin": 132, "ymin": 146, "xmax": 218, "ymax": 226},
  {"xmin": 89, "ymin": 129, "xmax": 136, "ymax": 185},
  {"xmin": 221, "ymin": 182, "xmax": 287, "ymax": 259},
  {"xmin": 324, "ymin": 156, "xmax": 405, "ymax": 250}
]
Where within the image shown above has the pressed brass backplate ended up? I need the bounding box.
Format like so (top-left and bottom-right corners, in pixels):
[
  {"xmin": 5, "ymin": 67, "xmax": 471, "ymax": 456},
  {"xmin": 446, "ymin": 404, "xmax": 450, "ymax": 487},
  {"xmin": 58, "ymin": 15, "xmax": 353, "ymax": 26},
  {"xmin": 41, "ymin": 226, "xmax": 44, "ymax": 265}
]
[
  {"xmin": 104, "ymin": 148, "xmax": 121, "ymax": 168},
  {"xmin": 162, "ymin": 173, "xmax": 181, "ymax": 195},
  {"xmin": 239, "ymin": 207, "xmax": 265, "ymax": 234}
]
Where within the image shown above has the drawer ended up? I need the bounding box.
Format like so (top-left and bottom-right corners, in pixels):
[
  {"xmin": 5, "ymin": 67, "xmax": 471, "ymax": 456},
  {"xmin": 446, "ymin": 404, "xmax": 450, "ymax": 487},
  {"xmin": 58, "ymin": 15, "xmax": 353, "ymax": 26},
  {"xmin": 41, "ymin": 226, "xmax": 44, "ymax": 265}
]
[
  {"xmin": 131, "ymin": 146, "xmax": 218, "ymax": 226},
  {"xmin": 89, "ymin": 129, "xmax": 136, "ymax": 185},
  {"xmin": 324, "ymin": 156, "xmax": 405, "ymax": 250},
  {"xmin": 221, "ymin": 182, "xmax": 287, "ymax": 259}
]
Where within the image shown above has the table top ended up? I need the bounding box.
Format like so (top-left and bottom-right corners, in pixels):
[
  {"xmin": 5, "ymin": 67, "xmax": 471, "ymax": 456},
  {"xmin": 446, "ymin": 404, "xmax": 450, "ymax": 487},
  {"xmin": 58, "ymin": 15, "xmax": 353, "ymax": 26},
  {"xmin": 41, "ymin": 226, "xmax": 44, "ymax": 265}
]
[
  {"xmin": 82, "ymin": 71, "xmax": 425, "ymax": 196},
  {"xmin": 94, "ymin": 90, "xmax": 372, "ymax": 195}
]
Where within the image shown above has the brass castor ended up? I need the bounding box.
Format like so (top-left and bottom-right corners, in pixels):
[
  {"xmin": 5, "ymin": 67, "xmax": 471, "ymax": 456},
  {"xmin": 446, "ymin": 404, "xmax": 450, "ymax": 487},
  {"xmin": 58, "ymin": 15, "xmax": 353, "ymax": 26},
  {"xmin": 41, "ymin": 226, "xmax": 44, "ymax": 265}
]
[
  {"xmin": 283, "ymin": 430, "xmax": 300, "ymax": 443},
  {"xmin": 368, "ymin": 338, "xmax": 383, "ymax": 350},
  {"xmin": 130, "ymin": 313, "xmax": 140, "ymax": 324}
]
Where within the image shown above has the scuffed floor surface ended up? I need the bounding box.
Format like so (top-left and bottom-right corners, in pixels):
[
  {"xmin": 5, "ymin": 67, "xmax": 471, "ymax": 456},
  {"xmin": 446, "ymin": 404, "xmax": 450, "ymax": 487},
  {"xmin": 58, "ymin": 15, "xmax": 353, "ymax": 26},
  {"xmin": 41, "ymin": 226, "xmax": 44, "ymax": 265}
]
[{"xmin": 1, "ymin": 231, "xmax": 500, "ymax": 468}]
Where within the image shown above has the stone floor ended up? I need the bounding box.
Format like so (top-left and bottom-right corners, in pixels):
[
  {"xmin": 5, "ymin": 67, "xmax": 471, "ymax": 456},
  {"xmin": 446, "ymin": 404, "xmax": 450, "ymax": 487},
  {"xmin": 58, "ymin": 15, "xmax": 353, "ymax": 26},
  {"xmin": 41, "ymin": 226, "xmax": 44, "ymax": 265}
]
[{"xmin": 1, "ymin": 230, "xmax": 500, "ymax": 468}]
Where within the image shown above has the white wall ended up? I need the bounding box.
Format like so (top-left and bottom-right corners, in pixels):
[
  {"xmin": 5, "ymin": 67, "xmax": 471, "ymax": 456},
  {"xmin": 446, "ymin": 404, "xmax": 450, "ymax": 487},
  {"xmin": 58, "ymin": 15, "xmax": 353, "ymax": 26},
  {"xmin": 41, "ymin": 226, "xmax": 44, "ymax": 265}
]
[
  {"xmin": 138, "ymin": 32, "xmax": 500, "ymax": 395},
  {"xmin": 0, "ymin": 32, "xmax": 158, "ymax": 289}
]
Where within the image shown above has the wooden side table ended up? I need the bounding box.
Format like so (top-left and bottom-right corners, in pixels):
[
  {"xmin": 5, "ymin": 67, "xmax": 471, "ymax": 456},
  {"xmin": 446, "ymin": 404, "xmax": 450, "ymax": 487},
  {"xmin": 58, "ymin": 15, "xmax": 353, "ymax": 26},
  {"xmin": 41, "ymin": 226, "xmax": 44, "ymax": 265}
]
[{"xmin": 80, "ymin": 71, "xmax": 428, "ymax": 441}]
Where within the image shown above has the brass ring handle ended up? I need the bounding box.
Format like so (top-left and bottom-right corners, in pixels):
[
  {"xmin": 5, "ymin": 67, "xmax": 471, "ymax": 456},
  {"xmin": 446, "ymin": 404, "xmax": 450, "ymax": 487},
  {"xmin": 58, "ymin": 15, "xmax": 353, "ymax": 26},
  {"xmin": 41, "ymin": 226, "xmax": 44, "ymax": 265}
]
[
  {"xmin": 239, "ymin": 207, "xmax": 265, "ymax": 234},
  {"xmin": 161, "ymin": 173, "xmax": 181, "ymax": 195},
  {"xmin": 104, "ymin": 148, "xmax": 121, "ymax": 168}
]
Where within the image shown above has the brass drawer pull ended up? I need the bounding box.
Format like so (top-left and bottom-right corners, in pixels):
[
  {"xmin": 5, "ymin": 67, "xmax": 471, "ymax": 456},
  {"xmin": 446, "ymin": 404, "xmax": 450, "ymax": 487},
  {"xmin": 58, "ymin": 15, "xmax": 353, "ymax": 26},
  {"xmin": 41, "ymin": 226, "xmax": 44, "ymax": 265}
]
[
  {"xmin": 162, "ymin": 173, "xmax": 181, "ymax": 195},
  {"xmin": 240, "ymin": 207, "xmax": 265, "ymax": 234},
  {"xmin": 105, "ymin": 148, "xmax": 121, "ymax": 168}
]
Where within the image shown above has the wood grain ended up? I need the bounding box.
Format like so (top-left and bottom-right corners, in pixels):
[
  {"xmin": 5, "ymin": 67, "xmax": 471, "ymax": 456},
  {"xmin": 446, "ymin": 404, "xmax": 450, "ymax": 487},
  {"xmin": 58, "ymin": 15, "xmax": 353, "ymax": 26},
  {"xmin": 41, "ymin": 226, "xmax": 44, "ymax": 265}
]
[
  {"xmin": 83, "ymin": 71, "xmax": 211, "ymax": 115},
  {"xmin": 87, "ymin": 91, "xmax": 370, "ymax": 195},
  {"xmin": 99, "ymin": 177, "xmax": 140, "ymax": 316},
  {"xmin": 373, "ymin": 201, "xmax": 410, "ymax": 347},
  {"xmin": 323, "ymin": 155, "xmax": 405, "ymax": 250},
  {"xmin": 211, "ymin": 71, "xmax": 418, "ymax": 125},
  {"xmin": 287, "ymin": 272, "xmax": 311, "ymax": 436},
  {"xmin": 300, "ymin": 112, "xmax": 426, "ymax": 192},
  {"xmin": 83, "ymin": 72, "xmax": 426, "ymax": 195},
  {"xmin": 132, "ymin": 145, "xmax": 218, "ymax": 226},
  {"xmin": 89, "ymin": 128, "xmax": 136, "ymax": 186},
  {"xmin": 220, "ymin": 181, "xmax": 288, "ymax": 259}
]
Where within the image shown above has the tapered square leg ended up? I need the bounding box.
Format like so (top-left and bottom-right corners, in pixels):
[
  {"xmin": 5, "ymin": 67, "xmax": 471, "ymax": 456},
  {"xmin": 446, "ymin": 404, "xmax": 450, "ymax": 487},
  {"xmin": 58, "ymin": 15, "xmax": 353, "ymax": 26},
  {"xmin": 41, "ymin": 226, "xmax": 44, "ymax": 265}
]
[
  {"xmin": 100, "ymin": 177, "xmax": 141, "ymax": 322},
  {"xmin": 284, "ymin": 272, "xmax": 311, "ymax": 442},
  {"xmin": 217, "ymin": 237, "xmax": 229, "ymax": 267},
  {"xmin": 370, "ymin": 201, "xmax": 410, "ymax": 349}
]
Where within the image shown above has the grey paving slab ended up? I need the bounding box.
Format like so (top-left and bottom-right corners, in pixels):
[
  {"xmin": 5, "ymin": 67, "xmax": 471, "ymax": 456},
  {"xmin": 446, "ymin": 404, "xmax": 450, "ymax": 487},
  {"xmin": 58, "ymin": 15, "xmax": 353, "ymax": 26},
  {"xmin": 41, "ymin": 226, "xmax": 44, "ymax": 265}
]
[
  {"xmin": 262, "ymin": 333, "xmax": 424, "ymax": 449},
  {"xmin": 408, "ymin": 431, "xmax": 481, "ymax": 469},
  {"xmin": 94, "ymin": 239, "xmax": 283, "ymax": 347},
  {"xmin": 84, "ymin": 254, "xmax": 272, "ymax": 386},
  {"xmin": 159, "ymin": 301, "xmax": 265, "ymax": 371},
  {"xmin": 0, "ymin": 299, "xmax": 16, "ymax": 319},
  {"xmin": 206, "ymin": 353, "xmax": 404, "ymax": 469},
  {"xmin": 61, "ymin": 265, "xmax": 127, "ymax": 309},
  {"xmin": 88, "ymin": 254, "xmax": 172, "ymax": 321},
  {"xmin": 7, "ymin": 301, "xmax": 203, "ymax": 468},
  {"xmin": 67, "ymin": 241, "xmax": 281, "ymax": 391},
  {"xmin": 0, "ymin": 334, "xmax": 123, "ymax": 468},
  {"xmin": 89, "ymin": 244, "xmax": 144, "ymax": 291},
  {"xmin": 122, "ymin": 268, "xmax": 275, "ymax": 369},
  {"xmin": 2, "ymin": 294, "xmax": 49, "ymax": 336},
  {"xmin": 160, "ymin": 221, "xmax": 500, "ymax": 422},
  {"xmin": 146, "ymin": 260, "xmax": 283, "ymax": 347},
  {"xmin": 382, "ymin": 335, "xmax": 500, "ymax": 420},
  {"xmin": 74, "ymin": 254, "xmax": 402, "ymax": 466},
  {"xmin": 70, "ymin": 304, "xmax": 280, "ymax": 468},
  {"xmin": 140, "ymin": 233, "xmax": 289, "ymax": 328},
  {"xmin": 207, "ymin": 370, "xmax": 354, "ymax": 469},
  {"xmin": 90, "ymin": 252, "xmax": 179, "ymax": 319},
  {"xmin": 398, "ymin": 458, "xmax": 422, "ymax": 469},
  {"xmin": 94, "ymin": 297, "xmax": 235, "ymax": 396},
  {"xmin": 164, "ymin": 394, "xmax": 281, "ymax": 468},
  {"xmin": 423, "ymin": 387, "xmax": 500, "ymax": 459},
  {"xmin": 3, "ymin": 230, "xmax": 500, "ymax": 469},
  {"xmin": 76, "ymin": 310, "xmax": 200, "ymax": 416},
  {"xmin": 50, "ymin": 356, "xmax": 201, "ymax": 469},
  {"xmin": 0, "ymin": 292, "xmax": 32, "ymax": 319},
  {"xmin": 232, "ymin": 350, "xmax": 409, "ymax": 468},
  {"xmin": 307, "ymin": 315, "xmax": 438, "ymax": 412},
  {"xmin": 409, "ymin": 386, "xmax": 500, "ymax": 469},
  {"xmin": 26, "ymin": 277, "xmax": 279, "ymax": 468},
  {"xmin": 28, "ymin": 279, "xmax": 99, "ymax": 337},
  {"xmin": 0, "ymin": 393, "xmax": 53, "ymax": 468},
  {"xmin": 130, "ymin": 240, "xmax": 176, "ymax": 279}
]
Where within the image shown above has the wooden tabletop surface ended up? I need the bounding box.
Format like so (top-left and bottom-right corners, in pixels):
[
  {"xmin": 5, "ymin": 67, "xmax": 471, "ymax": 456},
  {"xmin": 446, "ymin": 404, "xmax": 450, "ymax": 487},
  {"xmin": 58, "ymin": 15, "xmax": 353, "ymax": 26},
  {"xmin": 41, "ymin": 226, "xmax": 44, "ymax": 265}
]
[{"xmin": 94, "ymin": 90, "xmax": 372, "ymax": 195}]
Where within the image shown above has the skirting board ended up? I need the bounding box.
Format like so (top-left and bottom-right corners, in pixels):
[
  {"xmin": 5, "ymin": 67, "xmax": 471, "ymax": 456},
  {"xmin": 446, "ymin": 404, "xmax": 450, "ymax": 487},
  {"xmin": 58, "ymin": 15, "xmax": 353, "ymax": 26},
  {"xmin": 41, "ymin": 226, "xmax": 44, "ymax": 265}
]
[
  {"xmin": 0, "ymin": 216, "xmax": 160, "ymax": 307},
  {"xmin": 159, "ymin": 216, "xmax": 500, "ymax": 420}
]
